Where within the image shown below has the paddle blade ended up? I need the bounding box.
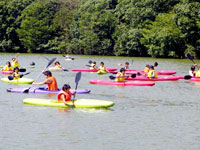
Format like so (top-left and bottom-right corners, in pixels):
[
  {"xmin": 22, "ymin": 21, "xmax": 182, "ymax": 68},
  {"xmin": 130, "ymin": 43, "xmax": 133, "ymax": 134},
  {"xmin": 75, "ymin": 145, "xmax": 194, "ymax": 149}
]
[
  {"xmin": 8, "ymin": 76, "xmax": 13, "ymax": 80},
  {"xmin": 187, "ymin": 53, "xmax": 194, "ymax": 61},
  {"xmin": 86, "ymin": 65, "xmax": 91, "ymax": 67},
  {"xmin": 184, "ymin": 75, "xmax": 192, "ymax": 80},
  {"xmin": 30, "ymin": 62, "xmax": 35, "ymax": 66},
  {"xmin": 63, "ymin": 69, "xmax": 68, "ymax": 71},
  {"xmin": 88, "ymin": 60, "xmax": 92, "ymax": 64},
  {"xmin": 109, "ymin": 75, "xmax": 116, "ymax": 80},
  {"xmin": 131, "ymin": 74, "xmax": 136, "ymax": 78},
  {"xmin": 15, "ymin": 53, "xmax": 20, "ymax": 58},
  {"xmin": 23, "ymin": 88, "xmax": 30, "ymax": 93},
  {"xmin": 19, "ymin": 68, "xmax": 26, "ymax": 72},
  {"xmin": 75, "ymin": 72, "xmax": 82, "ymax": 85},
  {"xmin": 47, "ymin": 58, "xmax": 56, "ymax": 68},
  {"xmin": 137, "ymin": 72, "xmax": 142, "ymax": 76}
]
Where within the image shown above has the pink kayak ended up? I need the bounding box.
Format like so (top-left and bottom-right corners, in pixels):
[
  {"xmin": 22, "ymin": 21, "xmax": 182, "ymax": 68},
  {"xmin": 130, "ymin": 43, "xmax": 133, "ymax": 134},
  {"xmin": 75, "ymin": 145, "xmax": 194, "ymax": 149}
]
[
  {"xmin": 125, "ymin": 70, "xmax": 176, "ymax": 75},
  {"xmin": 126, "ymin": 75, "xmax": 181, "ymax": 81},
  {"xmin": 89, "ymin": 80, "xmax": 155, "ymax": 86},
  {"xmin": 0, "ymin": 70, "xmax": 13, "ymax": 75},
  {"xmin": 189, "ymin": 77, "xmax": 200, "ymax": 81},
  {"xmin": 72, "ymin": 68, "xmax": 117, "ymax": 72}
]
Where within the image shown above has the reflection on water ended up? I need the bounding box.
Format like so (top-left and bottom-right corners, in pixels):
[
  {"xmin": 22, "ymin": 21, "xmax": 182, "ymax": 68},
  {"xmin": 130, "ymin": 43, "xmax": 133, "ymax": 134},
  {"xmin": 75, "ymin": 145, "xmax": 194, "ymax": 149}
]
[{"xmin": 0, "ymin": 54, "xmax": 200, "ymax": 150}]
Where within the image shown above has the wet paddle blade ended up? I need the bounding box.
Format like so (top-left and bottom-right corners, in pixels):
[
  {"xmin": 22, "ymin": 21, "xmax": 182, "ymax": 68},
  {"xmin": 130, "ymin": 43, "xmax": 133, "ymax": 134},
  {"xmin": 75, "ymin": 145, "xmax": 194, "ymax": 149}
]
[
  {"xmin": 47, "ymin": 58, "xmax": 56, "ymax": 68},
  {"xmin": 184, "ymin": 75, "xmax": 192, "ymax": 80},
  {"xmin": 131, "ymin": 74, "xmax": 136, "ymax": 78},
  {"xmin": 19, "ymin": 68, "xmax": 26, "ymax": 72},
  {"xmin": 187, "ymin": 53, "xmax": 193, "ymax": 61},
  {"xmin": 88, "ymin": 60, "xmax": 92, "ymax": 64},
  {"xmin": 8, "ymin": 76, "xmax": 13, "ymax": 80},
  {"xmin": 109, "ymin": 75, "xmax": 116, "ymax": 80}
]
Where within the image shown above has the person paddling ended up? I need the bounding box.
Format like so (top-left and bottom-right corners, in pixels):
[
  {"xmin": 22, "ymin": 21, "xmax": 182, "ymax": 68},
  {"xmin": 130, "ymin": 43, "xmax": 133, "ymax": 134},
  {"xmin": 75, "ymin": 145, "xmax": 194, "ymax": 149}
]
[
  {"xmin": 189, "ymin": 64, "xmax": 197, "ymax": 77},
  {"xmin": 144, "ymin": 64, "xmax": 150, "ymax": 73},
  {"xmin": 3, "ymin": 61, "xmax": 12, "ymax": 71},
  {"xmin": 57, "ymin": 84, "xmax": 76, "ymax": 106},
  {"xmin": 32, "ymin": 71, "xmax": 58, "ymax": 91},
  {"xmin": 124, "ymin": 62, "xmax": 129, "ymax": 70},
  {"xmin": 54, "ymin": 61, "xmax": 63, "ymax": 69},
  {"xmin": 97, "ymin": 62, "xmax": 108, "ymax": 72},
  {"xmin": 115, "ymin": 68, "xmax": 126, "ymax": 82},
  {"xmin": 90, "ymin": 61, "xmax": 97, "ymax": 69},
  {"xmin": 147, "ymin": 65, "xmax": 157, "ymax": 79},
  {"xmin": 11, "ymin": 57, "xmax": 20, "ymax": 68},
  {"xmin": 13, "ymin": 67, "xmax": 23, "ymax": 79}
]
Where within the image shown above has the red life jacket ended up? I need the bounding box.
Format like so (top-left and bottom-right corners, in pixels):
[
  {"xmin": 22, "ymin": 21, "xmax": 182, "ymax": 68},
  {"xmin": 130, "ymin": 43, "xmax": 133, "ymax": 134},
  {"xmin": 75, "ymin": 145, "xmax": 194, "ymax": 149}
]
[{"xmin": 57, "ymin": 90, "xmax": 72, "ymax": 102}]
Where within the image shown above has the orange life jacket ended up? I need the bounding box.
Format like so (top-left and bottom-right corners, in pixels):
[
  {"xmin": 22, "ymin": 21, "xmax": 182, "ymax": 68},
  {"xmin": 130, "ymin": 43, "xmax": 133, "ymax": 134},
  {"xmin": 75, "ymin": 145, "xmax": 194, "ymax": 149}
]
[
  {"xmin": 47, "ymin": 76, "xmax": 58, "ymax": 91},
  {"xmin": 57, "ymin": 90, "xmax": 72, "ymax": 102}
]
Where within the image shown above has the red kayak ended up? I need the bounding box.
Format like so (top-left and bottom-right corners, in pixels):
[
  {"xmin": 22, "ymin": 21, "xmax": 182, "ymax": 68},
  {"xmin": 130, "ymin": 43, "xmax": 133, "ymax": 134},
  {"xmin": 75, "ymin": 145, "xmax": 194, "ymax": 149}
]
[
  {"xmin": 72, "ymin": 68, "xmax": 117, "ymax": 72},
  {"xmin": 125, "ymin": 70, "xmax": 176, "ymax": 75},
  {"xmin": 89, "ymin": 80, "xmax": 155, "ymax": 86},
  {"xmin": 126, "ymin": 75, "xmax": 181, "ymax": 81},
  {"xmin": 0, "ymin": 70, "xmax": 13, "ymax": 75}
]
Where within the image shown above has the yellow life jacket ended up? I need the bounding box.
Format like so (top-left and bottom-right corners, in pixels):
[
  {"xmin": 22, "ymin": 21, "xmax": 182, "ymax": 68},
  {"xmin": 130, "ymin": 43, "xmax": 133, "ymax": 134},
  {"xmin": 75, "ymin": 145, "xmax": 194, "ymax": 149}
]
[
  {"xmin": 14, "ymin": 72, "xmax": 20, "ymax": 79},
  {"xmin": 12, "ymin": 61, "xmax": 20, "ymax": 68},
  {"xmin": 115, "ymin": 72, "xmax": 125, "ymax": 82},
  {"xmin": 99, "ymin": 66, "xmax": 106, "ymax": 71},
  {"xmin": 55, "ymin": 64, "xmax": 62, "ymax": 69},
  {"xmin": 195, "ymin": 70, "xmax": 200, "ymax": 77},
  {"xmin": 3, "ymin": 65, "xmax": 12, "ymax": 71},
  {"xmin": 147, "ymin": 70, "xmax": 157, "ymax": 78},
  {"xmin": 144, "ymin": 67, "xmax": 149, "ymax": 73}
]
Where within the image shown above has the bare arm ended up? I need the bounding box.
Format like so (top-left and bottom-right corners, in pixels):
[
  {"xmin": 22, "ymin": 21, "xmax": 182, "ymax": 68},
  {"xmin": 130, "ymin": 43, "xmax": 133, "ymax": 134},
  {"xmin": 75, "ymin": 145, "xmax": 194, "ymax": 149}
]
[{"xmin": 32, "ymin": 78, "xmax": 52, "ymax": 85}]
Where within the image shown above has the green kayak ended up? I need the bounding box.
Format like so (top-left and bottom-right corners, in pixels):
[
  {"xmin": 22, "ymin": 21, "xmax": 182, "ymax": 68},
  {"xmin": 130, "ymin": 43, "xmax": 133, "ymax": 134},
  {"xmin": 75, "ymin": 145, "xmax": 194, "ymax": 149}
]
[
  {"xmin": 97, "ymin": 70, "xmax": 107, "ymax": 75},
  {"xmin": 23, "ymin": 98, "xmax": 114, "ymax": 109},
  {"xmin": 1, "ymin": 77, "xmax": 34, "ymax": 84},
  {"xmin": 0, "ymin": 66, "xmax": 35, "ymax": 69}
]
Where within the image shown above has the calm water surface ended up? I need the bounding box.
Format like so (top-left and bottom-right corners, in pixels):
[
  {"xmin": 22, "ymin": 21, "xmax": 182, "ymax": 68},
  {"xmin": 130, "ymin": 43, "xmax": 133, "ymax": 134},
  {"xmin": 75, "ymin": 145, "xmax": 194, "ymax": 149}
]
[{"xmin": 0, "ymin": 53, "xmax": 200, "ymax": 150}]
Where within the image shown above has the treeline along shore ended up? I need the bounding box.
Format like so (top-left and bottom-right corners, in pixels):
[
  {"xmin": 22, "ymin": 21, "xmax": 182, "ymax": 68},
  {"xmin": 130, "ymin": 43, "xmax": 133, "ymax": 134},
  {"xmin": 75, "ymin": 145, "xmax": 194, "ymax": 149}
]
[{"xmin": 0, "ymin": 0, "xmax": 199, "ymax": 58}]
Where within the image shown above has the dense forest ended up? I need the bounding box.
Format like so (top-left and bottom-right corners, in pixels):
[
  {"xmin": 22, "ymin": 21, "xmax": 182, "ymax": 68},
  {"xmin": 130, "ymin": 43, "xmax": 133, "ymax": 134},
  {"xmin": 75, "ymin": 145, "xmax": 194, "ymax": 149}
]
[{"xmin": 0, "ymin": 0, "xmax": 199, "ymax": 58}]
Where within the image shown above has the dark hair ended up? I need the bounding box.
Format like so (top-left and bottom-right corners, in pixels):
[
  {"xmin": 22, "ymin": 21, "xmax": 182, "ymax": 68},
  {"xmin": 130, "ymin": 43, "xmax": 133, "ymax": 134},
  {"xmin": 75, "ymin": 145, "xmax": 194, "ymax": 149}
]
[
  {"xmin": 43, "ymin": 71, "xmax": 52, "ymax": 76},
  {"xmin": 7, "ymin": 61, "xmax": 11, "ymax": 67},
  {"xmin": 12, "ymin": 57, "xmax": 16, "ymax": 61},
  {"xmin": 13, "ymin": 67, "xmax": 19, "ymax": 71},
  {"xmin": 62, "ymin": 84, "xmax": 71, "ymax": 90},
  {"xmin": 125, "ymin": 62, "xmax": 129, "ymax": 65},
  {"xmin": 100, "ymin": 62, "xmax": 104, "ymax": 65},
  {"xmin": 191, "ymin": 66, "xmax": 195, "ymax": 71},
  {"xmin": 55, "ymin": 61, "xmax": 60, "ymax": 65},
  {"xmin": 93, "ymin": 61, "xmax": 96, "ymax": 64},
  {"xmin": 150, "ymin": 65, "xmax": 154, "ymax": 69},
  {"xmin": 120, "ymin": 68, "xmax": 125, "ymax": 72}
]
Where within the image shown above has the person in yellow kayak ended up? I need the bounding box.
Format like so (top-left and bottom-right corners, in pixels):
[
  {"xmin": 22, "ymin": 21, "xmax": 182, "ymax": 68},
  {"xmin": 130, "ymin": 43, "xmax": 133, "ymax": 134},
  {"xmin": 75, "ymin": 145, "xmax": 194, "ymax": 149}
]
[
  {"xmin": 12, "ymin": 67, "xmax": 24, "ymax": 79},
  {"xmin": 54, "ymin": 61, "xmax": 62, "ymax": 69},
  {"xmin": 32, "ymin": 71, "xmax": 58, "ymax": 91},
  {"xmin": 11, "ymin": 57, "xmax": 20, "ymax": 68},
  {"xmin": 115, "ymin": 68, "xmax": 126, "ymax": 82},
  {"xmin": 147, "ymin": 65, "xmax": 157, "ymax": 79},
  {"xmin": 3, "ymin": 61, "xmax": 12, "ymax": 71},
  {"xmin": 97, "ymin": 62, "xmax": 108, "ymax": 73},
  {"xmin": 57, "ymin": 84, "xmax": 76, "ymax": 106},
  {"xmin": 90, "ymin": 61, "xmax": 97, "ymax": 69}
]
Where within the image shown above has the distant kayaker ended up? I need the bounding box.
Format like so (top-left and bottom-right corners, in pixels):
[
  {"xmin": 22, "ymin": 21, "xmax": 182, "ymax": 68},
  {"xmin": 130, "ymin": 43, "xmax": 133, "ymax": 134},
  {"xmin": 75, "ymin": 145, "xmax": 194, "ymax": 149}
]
[
  {"xmin": 194, "ymin": 66, "xmax": 200, "ymax": 77},
  {"xmin": 3, "ymin": 61, "xmax": 12, "ymax": 71},
  {"xmin": 90, "ymin": 61, "xmax": 97, "ymax": 69},
  {"xmin": 147, "ymin": 65, "xmax": 157, "ymax": 79},
  {"xmin": 97, "ymin": 62, "xmax": 108, "ymax": 72},
  {"xmin": 189, "ymin": 64, "xmax": 197, "ymax": 77},
  {"xmin": 57, "ymin": 84, "xmax": 76, "ymax": 106},
  {"xmin": 124, "ymin": 62, "xmax": 129, "ymax": 70},
  {"xmin": 54, "ymin": 61, "xmax": 62, "ymax": 69},
  {"xmin": 11, "ymin": 57, "xmax": 20, "ymax": 68},
  {"xmin": 115, "ymin": 68, "xmax": 126, "ymax": 82},
  {"xmin": 32, "ymin": 70, "xmax": 58, "ymax": 91}
]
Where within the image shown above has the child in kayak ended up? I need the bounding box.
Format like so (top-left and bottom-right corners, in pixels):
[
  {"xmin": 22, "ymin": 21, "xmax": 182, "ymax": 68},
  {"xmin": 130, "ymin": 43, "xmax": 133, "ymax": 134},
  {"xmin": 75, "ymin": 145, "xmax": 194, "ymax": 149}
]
[
  {"xmin": 3, "ymin": 61, "xmax": 12, "ymax": 71},
  {"xmin": 57, "ymin": 84, "xmax": 76, "ymax": 106},
  {"xmin": 115, "ymin": 68, "xmax": 126, "ymax": 82},
  {"xmin": 90, "ymin": 61, "xmax": 97, "ymax": 69},
  {"xmin": 144, "ymin": 65, "xmax": 150, "ymax": 73},
  {"xmin": 124, "ymin": 62, "xmax": 129, "ymax": 70},
  {"xmin": 54, "ymin": 61, "xmax": 62, "ymax": 69},
  {"xmin": 32, "ymin": 71, "xmax": 58, "ymax": 91},
  {"xmin": 97, "ymin": 62, "xmax": 108, "ymax": 73},
  {"xmin": 13, "ymin": 67, "xmax": 23, "ymax": 79},
  {"xmin": 147, "ymin": 65, "xmax": 157, "ymax": 79},
  {"xmin": 11, "ymin": 57, "xmax": 20, "ymax": 68},
  {"xmin": 189, "ymin": 64, "xmax": 197, "ymax": 77}
]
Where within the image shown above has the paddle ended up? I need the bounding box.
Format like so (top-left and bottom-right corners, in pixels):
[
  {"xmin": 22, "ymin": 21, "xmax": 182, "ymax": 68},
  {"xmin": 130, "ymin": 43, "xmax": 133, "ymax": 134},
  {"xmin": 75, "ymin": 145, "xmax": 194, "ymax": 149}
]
[
  {"xmin": 109, "ymin": 74, "xmax": 136, "ymax": 80},
  {"xmin": 184, "ymin": 75, "xmax": 192, "ymax": 80},
  {"xmin": 8, "ymin": 72, "xmax": 31, "ymax": 80},
  {"xmin": 19, "ymin": 68, "xmax": 26, "ymax": 72},
  {"xmin": 187, "ymin": 53, "xmax": 199, "ymax": 69},
  {"xmin": 72, "ymin": 72, "xmax": 82, "ymax": 105},
  {"xmin": 23, "ymin": 57, "xmax": 56, "ymax": 93},
  {"xmin": 154, "ymin": 62, "xmax": 158, "ymax": 67},
  {"xmin": 15, "ymin": 53, "xmax": 20, "ymax": 59}
]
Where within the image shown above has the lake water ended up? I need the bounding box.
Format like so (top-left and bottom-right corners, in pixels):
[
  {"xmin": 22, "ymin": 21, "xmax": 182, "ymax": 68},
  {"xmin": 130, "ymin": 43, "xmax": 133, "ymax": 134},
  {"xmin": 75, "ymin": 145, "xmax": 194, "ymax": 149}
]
[{"xmin": 0, "ymin": 53, "xmax": 200, "ymax": 150}]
